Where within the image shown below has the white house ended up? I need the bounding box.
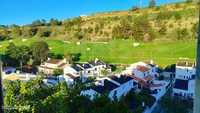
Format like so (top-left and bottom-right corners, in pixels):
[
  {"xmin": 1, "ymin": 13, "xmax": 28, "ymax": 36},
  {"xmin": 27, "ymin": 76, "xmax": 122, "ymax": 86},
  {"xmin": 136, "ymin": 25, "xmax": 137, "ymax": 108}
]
[
  {"xmin": 122, "ymin": 61, "xmax": 159, "ymax": 78},
  {"xmin": 173, "ymin": 79, "xmax": 195, "ymax": 99},
  {"xmin": 64, "ymin": 58, "xmax": 111, "ymax": 80},
  {"xmin": 38, "ymin": 58, "xmax": 68, "ymax": 75},
  {"xmin": 64, "ymin": 64, "xmax": 83, "ymax": 77},
  {"xmin": 121, "ymin": 61, "xmax": 170, "ymax": 101},
  {"xmin": 58, "ymin": 73, "xmax": 80, "ymax": 86},
  {"xmin": 89, "ymin": 58, "xmax": 112, "ymax": 76},
  {"xmin": 81, "ymin": 79, "xmax": 119, "ymax": 100},
  {"xmin": 150, "ymin": 80, "xmax": 171, "ymax": 100},
  {"xmin": 77, "ymin": 63, "xmax": 95, "ymax": 77},
  {"xmin": 175, "ymin": 61, "xmax": 195, "ymax": 80},
  {"xmin": 173, "ymin": 61, "xmax": 196, "ymax": 99},
  {"xmin": 109, "ymin": 75, "xmax": 138, "ymax": 100},
  {"xmin": 81, "ymin": 75, "xmax": 138, "ymax": 100}
]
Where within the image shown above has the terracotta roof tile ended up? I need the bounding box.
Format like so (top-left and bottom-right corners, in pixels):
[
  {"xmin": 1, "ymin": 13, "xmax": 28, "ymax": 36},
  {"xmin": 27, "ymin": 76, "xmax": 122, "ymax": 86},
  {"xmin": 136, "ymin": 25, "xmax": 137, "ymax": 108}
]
[{"xmin": 136, "ymin": 65, "xmax": 150, "ymax": 72}]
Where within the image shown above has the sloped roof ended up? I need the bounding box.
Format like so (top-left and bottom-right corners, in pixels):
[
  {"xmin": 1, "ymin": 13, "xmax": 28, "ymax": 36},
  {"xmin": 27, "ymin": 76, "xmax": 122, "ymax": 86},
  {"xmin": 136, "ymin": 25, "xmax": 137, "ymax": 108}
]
[
  {"xmin": 89, "ymin": 59, "xmax": 106, "ymax": 66},
  {"xmin": 78, "ymin": 63, "xmax": 92, "ymax": 69},
  {"xmin": 65, "ymin": 73, "xmax": 79, "ymax": 79},
  {"xmin": 174, "ymin": 79, "xmax": 188, "ymax": 90},
  {"xmin": 46, "ymin": 59, "xmax": 62, "ymax": 64},
  {"xmin": 136, "ymin": 65, "xmax": 150, "ymax": 72},
  {"xmin": 110, "ymin": 75, "xmax": 133, "ymax": 84},
  {"xmin": 91, "ymin": 80, "xmax": 119, "ymax": 94},
  {"xmin": 71, "ymin": 65, "xmax": 83, "ymax": 72}
]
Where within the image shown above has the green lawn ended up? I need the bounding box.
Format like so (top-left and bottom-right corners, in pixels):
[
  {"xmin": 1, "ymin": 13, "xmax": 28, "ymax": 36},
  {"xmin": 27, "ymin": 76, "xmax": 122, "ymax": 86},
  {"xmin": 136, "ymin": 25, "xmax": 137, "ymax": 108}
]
[{"xmin": 0, "ymin": 38, "xmax": 197, "ymax": 66}]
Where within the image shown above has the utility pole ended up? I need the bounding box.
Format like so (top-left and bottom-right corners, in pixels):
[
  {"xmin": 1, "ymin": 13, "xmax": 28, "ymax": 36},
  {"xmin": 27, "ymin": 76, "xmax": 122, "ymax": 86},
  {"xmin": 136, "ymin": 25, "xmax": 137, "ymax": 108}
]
[
  {"xmin": 0, "ymin": 55, "xmax": 4, "ymax": 113},
  {"xmin": 194, "ymin": 1, "xmax": 200, "ymax": 113}
]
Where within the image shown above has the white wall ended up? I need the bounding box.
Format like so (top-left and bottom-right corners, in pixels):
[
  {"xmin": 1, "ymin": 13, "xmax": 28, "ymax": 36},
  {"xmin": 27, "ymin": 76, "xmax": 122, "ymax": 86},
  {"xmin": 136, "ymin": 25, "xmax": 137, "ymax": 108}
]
[
  {"xmin": 108, "ymin": 80, "xmax": 138, "ymax": 100},
  {"xmin": 173, "ymin": 80, "xmax": 195, "ymax": 98},
  {"xmin": 112, "ymin": 80, "xmax": 137, "ymax": 100},
  {"xmin": 60, "ymin": 75, "xmax": 75, "ymax": 86},
  {"xmin": 80, "ymin": 89, "xmax": 99, "ymax": 100},
  {"xmin": 176, "ymin": 66, "xmax": 195, "ymax": 80},
  {"xmin": 64, "ymin": 66, "xmax": 79, "ymax": 76}
]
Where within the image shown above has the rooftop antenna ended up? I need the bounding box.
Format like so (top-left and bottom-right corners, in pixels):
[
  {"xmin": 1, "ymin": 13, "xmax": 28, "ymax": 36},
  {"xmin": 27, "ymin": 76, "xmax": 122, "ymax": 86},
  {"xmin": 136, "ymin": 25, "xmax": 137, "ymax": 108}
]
[
  {"xmin": 0, "ymin": 54, "xmax": 4, "ymax": 113},
  {"xmin": 194, "ymin": 1, "xmax": 200, "ymax": 113}
]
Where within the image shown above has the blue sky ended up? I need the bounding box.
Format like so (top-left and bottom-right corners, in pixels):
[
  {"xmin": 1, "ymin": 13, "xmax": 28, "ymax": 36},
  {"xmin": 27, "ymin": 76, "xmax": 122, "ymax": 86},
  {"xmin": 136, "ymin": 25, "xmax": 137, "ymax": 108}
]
[{"xmin": 0, "ymin": 0, "xmax": 184, "ymax": 25}]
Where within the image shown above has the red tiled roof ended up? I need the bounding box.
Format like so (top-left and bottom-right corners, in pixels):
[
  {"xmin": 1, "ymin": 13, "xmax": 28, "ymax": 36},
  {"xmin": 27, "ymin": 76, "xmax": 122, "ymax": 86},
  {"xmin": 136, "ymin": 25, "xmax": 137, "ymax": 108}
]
[
  {"xmin": 127, "ymin": 74, "xmax": 164, "ymax": 89},
  {"xmin": 136, "ymin": 65, "xmax": 150, "ymax": 72},
  {"xmin": 128, "ymin": 74, "xmax": 149, "ymax": 88}
]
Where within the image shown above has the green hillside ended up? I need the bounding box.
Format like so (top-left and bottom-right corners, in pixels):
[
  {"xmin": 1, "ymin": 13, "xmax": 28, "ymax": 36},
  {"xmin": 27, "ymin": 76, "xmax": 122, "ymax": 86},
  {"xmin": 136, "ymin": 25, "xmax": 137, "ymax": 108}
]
[
  {"xmin": 0, "ymin": 38, "xmax": 196, "ymax": 66},
  {"xmin": 0, "ymin": 2, "xmax": 198, "ymax": 66}
]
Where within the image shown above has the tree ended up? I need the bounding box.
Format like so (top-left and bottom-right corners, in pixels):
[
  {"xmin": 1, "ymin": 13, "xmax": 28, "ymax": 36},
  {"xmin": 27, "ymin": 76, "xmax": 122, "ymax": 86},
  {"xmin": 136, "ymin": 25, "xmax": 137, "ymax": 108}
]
[
  {"xmin": 160, "ymin": 96, "xmax": 192, "ymax": 113},
  {"xmin": 159, "ymin": 24, "xmax": 167, "ymax": 35},
  {"xmin": 5, "ymin": 43, "xmax": 18, "ymax": 59},
  {"xmin": 64, "ymin": 53, "xmax": 73, "ymax": 64},
  {"xmin": 31, "ymin": 19, "xmax": 46, "ymax": 27},
  {"xmin": 37, "ymin": 28, "xmax": 51, "ymax": 37},
  {"xmin": 21, "ymin": 27, "xmax": 38, "ymax": 37},
  {"xmin": 101, "ymin": 69, "xmax": 109, "ymax": 76},
  {"xmin": 0, "ymin": 29, "xmax": 10, "ymax": 41},
  {"xmin": 74, "ymin": 31, "xmax": 84, "ymax": 40},
  {"xmin": 49, "ymin": 18, "xmax": 62, "ymax": 26},
  {"xmin": 176, "ymin": 28, "xmax": 190, "ymax": 40},
  {"xmin": 132, "ymin": 16, "xmax": 156, "ymax": 41},
  {"xmin": 191, "ymin": 23, "xmax": 198, "ymax": 38},
  {"xmin": 149, "ymin": 0, "xmax": 156, "ymax": 8},
  {"xmin": 53, "ymin": 69, "xmax": 63, "ymax": 76},
  {"xmin": 3, "ymin": 80, "xmax": 21, "ymax": 113},
  {"xmin": 112, "ymin": 19, "xmax": 133, "ymax": 39},
  {"xmin": 186, "ymin": 0, "xmax": 193, "ymax": 2},
  {"xmin": 173, "ymin": 12, "xmax": 182, "ymax": 20},
  {"xmin": 70, "ymin": 53, "xmax": 81, "ymax": 62},
  {"xmin": 31, "ymin": 41, "xmax": 49, "ymax": 65},
  {"xmin": 5, "ymin": 43, "xmax": 31, "ymax": 67},
  {"xmin": 10, "ymin": 24, "xmax": 21, "ymax": 37},
  {"xmin": 18, "ymin": 45, "xmax": 31, "ymax": 70}
]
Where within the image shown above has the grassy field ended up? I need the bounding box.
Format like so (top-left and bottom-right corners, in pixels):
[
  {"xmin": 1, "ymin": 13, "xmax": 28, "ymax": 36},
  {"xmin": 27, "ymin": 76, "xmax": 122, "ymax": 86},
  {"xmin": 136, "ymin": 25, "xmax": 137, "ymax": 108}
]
[{"xmin": 0, "ymin": 38, "xmax": 196, "ymax": 66}]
